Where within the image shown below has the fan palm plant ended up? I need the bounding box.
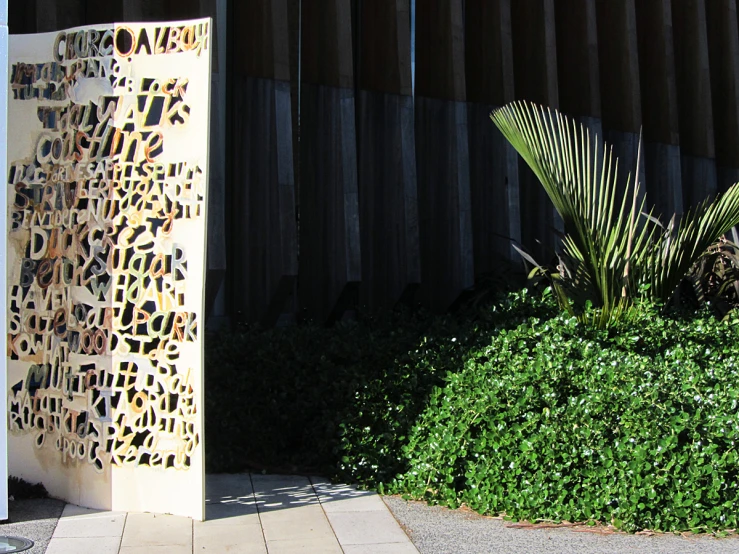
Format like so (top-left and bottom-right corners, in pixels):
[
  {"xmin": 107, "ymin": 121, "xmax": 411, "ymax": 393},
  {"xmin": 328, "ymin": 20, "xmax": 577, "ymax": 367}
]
[{"xmin": 491, "ymin": 101, "xmax": 739, "ymax": 327}]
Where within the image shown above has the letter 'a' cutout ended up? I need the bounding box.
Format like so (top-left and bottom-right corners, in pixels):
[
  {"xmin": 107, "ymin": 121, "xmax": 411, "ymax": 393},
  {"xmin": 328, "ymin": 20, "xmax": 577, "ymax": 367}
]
[{"xmin": 6, "ymin": 18, "xmax": 211, "ymax": 520}]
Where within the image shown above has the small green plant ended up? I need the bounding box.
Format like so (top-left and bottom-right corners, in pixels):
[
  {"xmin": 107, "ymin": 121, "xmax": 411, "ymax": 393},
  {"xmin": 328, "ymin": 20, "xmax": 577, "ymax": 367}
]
[
  {"xmin": 686, "ymin": 233, "xmax": 739, "ymax": 318},
  {"xmin": 491, "ymin": 102, "xmax": 739, "ymax": 327}
]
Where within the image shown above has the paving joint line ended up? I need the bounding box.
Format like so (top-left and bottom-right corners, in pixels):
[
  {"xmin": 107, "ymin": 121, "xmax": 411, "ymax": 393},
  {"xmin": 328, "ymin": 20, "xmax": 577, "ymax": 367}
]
[
  {"xmin": 309, "ymin": 476, "xmax": 345, "ymax": 554},
  {"xmin": 249, "ymin": 473, "xmax": 270, "ymax": 553},
  {"xmin": 381, "ymin": 496, "xmax": 421, "ymax": 553},
  {"xmin": 118, "ymin": 511, "xmax": 128, "ymax": 554},
  {"xmin": 46, "ymin": 503, "xmax": 64, "ymax": 552}
]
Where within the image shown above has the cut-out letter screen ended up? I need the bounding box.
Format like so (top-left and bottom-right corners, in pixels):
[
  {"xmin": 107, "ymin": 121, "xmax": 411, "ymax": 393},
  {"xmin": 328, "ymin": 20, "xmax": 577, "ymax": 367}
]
[{"xmin": 6, "ymin": 18, "xmax": 211, "ymax": 519}]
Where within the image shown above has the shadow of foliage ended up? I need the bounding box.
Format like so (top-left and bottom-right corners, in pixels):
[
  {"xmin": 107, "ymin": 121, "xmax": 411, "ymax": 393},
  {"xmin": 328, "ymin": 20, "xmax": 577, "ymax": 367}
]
[
  {"xmin": 8, "ymin": 476, "xmax": 48, "ymax": 500},
  {"xmin": 204, "ymin": 289, "xmax": 553, "ymax": 485}
]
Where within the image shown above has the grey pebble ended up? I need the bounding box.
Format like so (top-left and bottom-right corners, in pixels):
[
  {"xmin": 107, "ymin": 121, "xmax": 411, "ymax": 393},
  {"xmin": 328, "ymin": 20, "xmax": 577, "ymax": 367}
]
[
  {"xmin": 383, "ymin": 496, "xmax": 739, "ymax": 554},
  {"xmin": 0, "ymin": 498, "xmax": 65, "ymax": 554}
]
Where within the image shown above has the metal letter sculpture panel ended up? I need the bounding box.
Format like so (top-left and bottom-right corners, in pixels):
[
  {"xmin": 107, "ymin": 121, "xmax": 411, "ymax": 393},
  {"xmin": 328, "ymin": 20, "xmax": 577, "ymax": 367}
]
[{"xmin": 6, "ymin": 19, "xmax": 210, "ymax": 519}]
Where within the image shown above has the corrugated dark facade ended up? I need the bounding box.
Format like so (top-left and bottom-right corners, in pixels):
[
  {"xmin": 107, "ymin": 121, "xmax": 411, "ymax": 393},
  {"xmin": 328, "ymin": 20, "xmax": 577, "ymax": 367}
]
[{"xmin": 9, "ymin": 0, "xmax": 739, "ymax": 324}]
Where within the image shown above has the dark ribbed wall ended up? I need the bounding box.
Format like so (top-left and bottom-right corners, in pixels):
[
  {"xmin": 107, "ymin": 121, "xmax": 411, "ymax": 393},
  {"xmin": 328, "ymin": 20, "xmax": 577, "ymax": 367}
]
[{"xmin": 9, "ymin": 0, "xmax": 739, "ymax": 323}]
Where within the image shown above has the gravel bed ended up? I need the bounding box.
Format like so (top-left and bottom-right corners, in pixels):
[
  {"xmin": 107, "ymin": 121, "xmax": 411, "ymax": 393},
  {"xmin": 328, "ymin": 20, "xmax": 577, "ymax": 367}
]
[
  {"xmin": 383, "ymin": 496, "xmax": 739, "ymax": 554},
  {"xmin": 0, "ymin": 498, "xmax": 65, "ymax": 554}
]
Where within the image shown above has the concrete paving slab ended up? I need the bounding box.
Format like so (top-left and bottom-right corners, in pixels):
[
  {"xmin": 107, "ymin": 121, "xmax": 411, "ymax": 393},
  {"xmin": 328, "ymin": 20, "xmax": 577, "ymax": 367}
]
[
  {"xmin": 310, "ymin": 479, "xmax": 388, "ymax": 513},
  {"xmin": 327, "ymin": 509, "xmax": 413, "ymax": 546},
  {"xmin": 251, "ymin": 475, "xmax": 320, "ymax": 512},
  {"xmin": 118, "ymin": 546, "xmax": 191, "ymax": 554},
  {"xmin": 52, "ymin": 505, "xmax": 126, "ymax": 538},
  {"xmin": 202, "ymin": 501, "xmax": 262, "ymax": 524},
  {"xmin": 204, "ymin": 473, "xmax": 259, "ymax": 522},
  {"xmin": 251, "ymin": 474, "xmax": 312, "ymax": 489},
  {"xmin": 121, "ymin": 512, "xmax": 192, "ymax": 548},
  {"xmin": 193, "ymin": 520, "xmax": 267, "ymax": 553},
  {"xmin": 265, "ymin": 537, "xmax": 344, "ymax": 553},
  {"xmin": 58, "ymin": 504, "xmax": 103, "ymax": 517},
  {"xmin": 206, "ymin": 473, "xmax": 254, "ymax": 502},
  {"xmin": 45, "ymin": 536, "xmax": 121, "ymax": 554},
  {"xmin": 259, "ymin": 505, "xmax": 336, "ymax": 543},
  {"xmin": 343, "ymin": 544, "xmax": 420, "ymax": 554},
  {"xmin": 0, "ymin": 475, "xmax": 420, "ymax": 554}
]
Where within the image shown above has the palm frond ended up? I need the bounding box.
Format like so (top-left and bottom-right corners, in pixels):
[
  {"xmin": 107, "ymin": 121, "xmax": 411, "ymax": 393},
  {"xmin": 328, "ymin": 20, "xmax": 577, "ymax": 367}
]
[
  {"xmin": 648, "ymin": 186, "xmax": 739, "ymax": 301},
  {"xmin": 491, "ymin": 102, "xmax": 645, "ymax": 319},
  {"xmin": 490, "ymin": 101, "xmax": 739, "ymax": 326}
]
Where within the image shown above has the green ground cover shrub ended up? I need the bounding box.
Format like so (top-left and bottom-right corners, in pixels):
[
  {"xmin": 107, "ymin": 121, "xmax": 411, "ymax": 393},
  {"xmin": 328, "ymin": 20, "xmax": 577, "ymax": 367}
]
[
  {"xmin": 390, "ymin": 300, "xmax": 739, "ymax": 532},
  {"xmin": 205, "ymin": 291, "xmax": 739, "ymax": 533}
]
